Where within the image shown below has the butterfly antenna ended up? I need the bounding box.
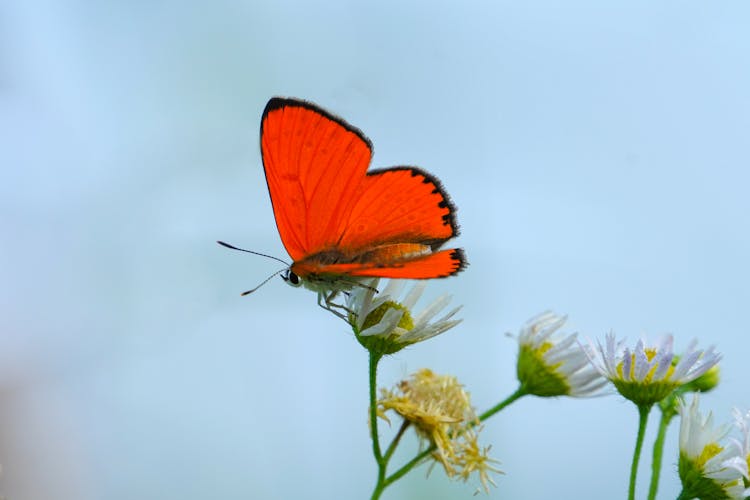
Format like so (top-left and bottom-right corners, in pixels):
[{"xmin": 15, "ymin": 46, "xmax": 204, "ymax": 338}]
[
  {"xmin": 217, "ymin": 240, "xmax": 290, "ymax": 266},
  {"xmin": 240, "ymin": 267, "xmax": 288, "ymax": 296}
]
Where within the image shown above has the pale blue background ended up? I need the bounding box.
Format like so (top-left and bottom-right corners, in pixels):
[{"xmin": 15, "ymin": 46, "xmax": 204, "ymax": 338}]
[{"xmin": 2, "ymin": 1, "xmax": 749, "ymax": 499}]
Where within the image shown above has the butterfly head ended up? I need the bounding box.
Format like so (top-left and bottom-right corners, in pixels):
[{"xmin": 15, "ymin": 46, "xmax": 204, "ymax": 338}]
[{"xmin": 281, "ymin": 268, "xmax": 303, "ymax": 288}]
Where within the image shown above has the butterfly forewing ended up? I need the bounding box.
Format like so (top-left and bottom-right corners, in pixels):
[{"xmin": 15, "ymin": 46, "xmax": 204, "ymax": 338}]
[{"xmin": 261, "ymin": 98, "xmax": 372, "ymax": 261}]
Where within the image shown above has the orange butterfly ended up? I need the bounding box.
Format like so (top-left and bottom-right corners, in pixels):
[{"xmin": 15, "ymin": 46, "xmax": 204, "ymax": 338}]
[{"xmin": 224, "ymin": 97, "xmax": 466, "ymax": 312}]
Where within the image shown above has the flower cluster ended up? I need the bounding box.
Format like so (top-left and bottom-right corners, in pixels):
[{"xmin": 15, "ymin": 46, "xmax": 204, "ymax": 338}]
[
  {"xmin": 378, "ymin": 368, "xmax": 502, "ymax": 492},
  {"xmin": 309, "ymin": 275, "xmax": 743, "ymax": 499}
]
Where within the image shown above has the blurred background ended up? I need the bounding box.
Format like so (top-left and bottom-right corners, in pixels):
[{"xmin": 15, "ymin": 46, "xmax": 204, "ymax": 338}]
[{"xmin": 2, "ymin": 1, "xmax": 749, "ymax": 499}]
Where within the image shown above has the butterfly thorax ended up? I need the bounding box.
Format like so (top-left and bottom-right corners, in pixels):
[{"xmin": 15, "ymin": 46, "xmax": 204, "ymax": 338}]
[{"xmin": 293, "ymin": 269, "xmax": 365, "ymax": 296}]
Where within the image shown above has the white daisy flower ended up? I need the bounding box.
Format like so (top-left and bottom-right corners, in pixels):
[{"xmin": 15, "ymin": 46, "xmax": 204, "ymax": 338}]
[
  {"xmin": 346, "ymin": 279, "xmax": 462, "ymax": 355},
  {"xmin": 583, "ymin": 333, "xmax": 721, "ymax": 406},
  {"xmin": 515, "ymin": 311, "xmax": 606, "ymax": 397},
  {"xmin": 724, "ymin": 408, "xmax": 750, "ymax": 496},
  {"xmin": 678, "ymin": 395, "xmax": 748, "ymax": 500}
]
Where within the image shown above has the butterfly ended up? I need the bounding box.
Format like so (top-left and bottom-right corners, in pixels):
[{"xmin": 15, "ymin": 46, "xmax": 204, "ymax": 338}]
[{"xmin": 223, "ymin": 97, "xmax": 466, "ymax": 314}]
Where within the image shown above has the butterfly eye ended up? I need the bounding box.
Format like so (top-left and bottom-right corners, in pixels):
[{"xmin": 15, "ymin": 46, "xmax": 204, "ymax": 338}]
[{"xmin": 282, "ymin": 269, "xmax": 303, "ymax": 287}]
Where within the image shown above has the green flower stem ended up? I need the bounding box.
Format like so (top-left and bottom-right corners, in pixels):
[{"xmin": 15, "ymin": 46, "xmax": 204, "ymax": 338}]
[
  {"xmin": 383, "ymin": 420, "xmax": 410, "ymax": 465},
  {"xmin": 383, "ymin": 386, "xmax": 527, "ymax": 488},
  {"xmin": 385, "ymin": 446, "xmax": 432, "ymax": 486},
  {"xmin": 675, "ymin": 490, "xmax": 692, "ymax": 500},
  {"xmin": 629, "ymin": 404, "xmax": 653, "ymax": 500},
  {"xmin": 647, "ymin": 408, "xmax": 675, "ymax": 500},
  {"xmin": 478, "ymin": 386, "xmax": 527, "ymax": 422},
  {"xmin": 369, "ymin": 352, "xmax": 386, "ymax": 500}
]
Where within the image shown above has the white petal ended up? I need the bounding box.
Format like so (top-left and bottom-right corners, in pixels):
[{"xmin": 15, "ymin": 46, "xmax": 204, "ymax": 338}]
[
  {"xmin": 355, "ymin": 282, "xmax": 380, "ymax": 329},
  {"xmin": 547, "ymin": 331, "xmax": 578, "ymax": 354},
  {"xmin": 536, "ymin": 314, "xmax": 567, "ymax": 344},
  {"xmin": 401, "ymin": 281, "xmax": 426, "ymax": 310},
  {"xmin": 672, "ymin": 349, "xmax": 702, "ymax": 381},
  {"xmin": 658, "ymin": 335, "xmax": 674, "ymax": 354},
  {"xmin": 601, "ymin": 335, "xmax": 618, "ymax": 377},
  {"xmin": 622, "ymin": 347, "xmax": 635, "ymax": 381},
  {"xmin": 635, "ymin": 344, "xmax": 657, "ymax": 382},
  {"xmin": 580, "ymin": 339, "xmax": 606, "ymax": 376},
  {"xmin": 652, "ymin": 351, "xmax": 673, "ymax": 381},
  {"xmin": 381, "ymin": 279, "xmax": 405, "ymax": 300},
  {"xmin": 412, "ymin": 294, "xmax": 451, "ymax": 327}
]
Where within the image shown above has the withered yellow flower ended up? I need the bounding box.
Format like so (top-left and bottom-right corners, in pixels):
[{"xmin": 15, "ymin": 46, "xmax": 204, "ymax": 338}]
[{"xmin": 378, "ymin": 369, "xmax": 502, "ymax": 492}]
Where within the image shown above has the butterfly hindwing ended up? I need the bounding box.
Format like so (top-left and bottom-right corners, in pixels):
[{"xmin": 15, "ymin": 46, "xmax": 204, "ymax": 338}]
[{"xmin": 292, "ymin": 248, "xmax": 466, "ymax": 279}]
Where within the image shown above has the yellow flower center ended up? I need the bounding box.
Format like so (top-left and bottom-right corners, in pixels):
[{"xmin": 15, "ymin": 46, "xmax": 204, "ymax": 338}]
[
  {"xmin": 354, "ymin": 301, "xmax": 416, "ymax": 355},
  {"xmin": 537, "ymin": 341, "xmax": 553, "ymax": 355},
  {"xmin": 516, "ymin": 342, "xmax": 570, "ymax": 397},
  {"xmin": 361, "ymin": 301, "xmax": 414, "ymax": 332},
  {"xmin": 697, "ymin": 443, "xmax": 724, "ymax": 469}
]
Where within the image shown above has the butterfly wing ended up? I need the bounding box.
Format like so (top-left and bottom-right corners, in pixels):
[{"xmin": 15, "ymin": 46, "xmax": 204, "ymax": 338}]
[
  {"xmin": 261, "ymin": 97, "xmax": 465, "ymax": 279},
  {"xmin": 261, "ymin": 97, "xmax": 372, "ymax": 261},
  {"xmin": 338, "ymin": 166, "xmax": 458, "ymax": 252}
]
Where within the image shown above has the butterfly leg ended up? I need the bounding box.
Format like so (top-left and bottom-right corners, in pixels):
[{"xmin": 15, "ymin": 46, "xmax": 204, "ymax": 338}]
[{"xmin": 317, "ymin": 290, "xmax": 355, "ymax": 321}]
